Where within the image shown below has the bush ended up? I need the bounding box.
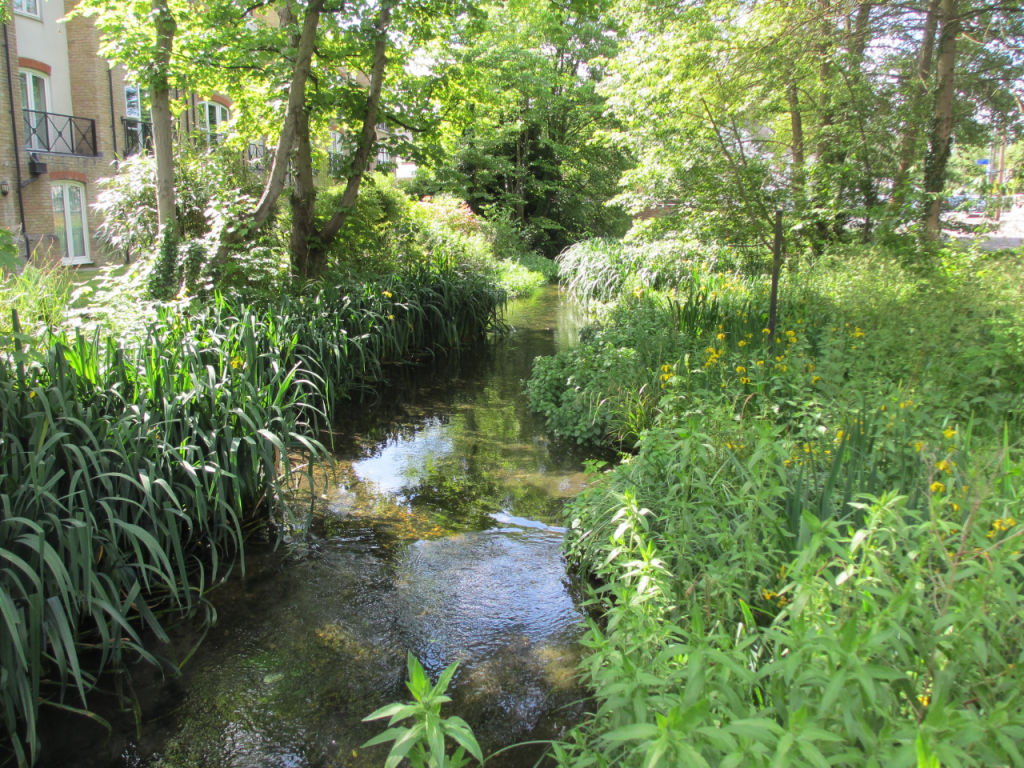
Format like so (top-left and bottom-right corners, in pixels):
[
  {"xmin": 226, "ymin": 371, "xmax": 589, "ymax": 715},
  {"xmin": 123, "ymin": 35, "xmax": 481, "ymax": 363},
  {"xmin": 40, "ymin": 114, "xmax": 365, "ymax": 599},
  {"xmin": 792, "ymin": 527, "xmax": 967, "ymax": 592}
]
[{"xmin": 535, "ymin": 236, "xmax": 1024, "ymax": 767}]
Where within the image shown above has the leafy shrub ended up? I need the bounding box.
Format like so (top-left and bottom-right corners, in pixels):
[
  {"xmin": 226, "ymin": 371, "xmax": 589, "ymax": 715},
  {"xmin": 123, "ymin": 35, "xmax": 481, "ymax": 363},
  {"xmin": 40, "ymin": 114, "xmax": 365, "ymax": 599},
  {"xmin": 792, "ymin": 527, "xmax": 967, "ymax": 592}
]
[{"xmin": 537, "ymin": 235, "xmax": 1024, "ymax": 767}]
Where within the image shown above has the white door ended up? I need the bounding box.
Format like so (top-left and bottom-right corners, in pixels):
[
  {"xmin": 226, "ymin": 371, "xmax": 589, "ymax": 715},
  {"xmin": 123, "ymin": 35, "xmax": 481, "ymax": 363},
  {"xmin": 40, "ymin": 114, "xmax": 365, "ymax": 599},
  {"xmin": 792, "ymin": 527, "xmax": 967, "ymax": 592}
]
[
  {"xmin": 19, "ymin": 70, "xmax": 49, "ymax": 150},
  {"xmin": 52, "ymin": 184, "xmax": 91, "ymax": 265}
]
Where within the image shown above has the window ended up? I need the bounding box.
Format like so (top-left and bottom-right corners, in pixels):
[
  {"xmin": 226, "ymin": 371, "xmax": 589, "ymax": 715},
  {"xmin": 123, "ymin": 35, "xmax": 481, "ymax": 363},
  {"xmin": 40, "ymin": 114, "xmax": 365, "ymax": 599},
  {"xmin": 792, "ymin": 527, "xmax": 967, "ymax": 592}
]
[
  {"xmin": 51, "ymin": 183, "xmax": 90, "ymax": 265},
  {"xmin": 13, "ymin": 0, "xmax": 40, "ymax": 18},
  {"xmin": 125, "ymin": 85, "xmax": 150, "ymax": 120},
  {"xmin": 376, "ymin": 148, "xmax": 392, "ymax": 166},
  {"xmin": 329, "ymin": 130, "xmax": 347, "ymax": 154},
  {"xmin": 19, "ymin": 70, "xmax": 49, "ymax": 150},
  {"xmin": 197, "ymin": 100, "xmax": 230, "ymax": 141}
]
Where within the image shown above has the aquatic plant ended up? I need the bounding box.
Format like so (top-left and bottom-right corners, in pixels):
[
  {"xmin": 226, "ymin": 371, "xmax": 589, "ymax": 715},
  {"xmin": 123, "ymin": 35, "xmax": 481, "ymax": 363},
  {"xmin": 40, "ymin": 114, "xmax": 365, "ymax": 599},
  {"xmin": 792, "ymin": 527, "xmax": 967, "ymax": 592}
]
[
  {"xmin": 0, "ymin": 268, "xmax": 504, "ymax": 765},
  {"xmin": 363, "ymin": 653, "xmax": 482, "ymax": 768}
]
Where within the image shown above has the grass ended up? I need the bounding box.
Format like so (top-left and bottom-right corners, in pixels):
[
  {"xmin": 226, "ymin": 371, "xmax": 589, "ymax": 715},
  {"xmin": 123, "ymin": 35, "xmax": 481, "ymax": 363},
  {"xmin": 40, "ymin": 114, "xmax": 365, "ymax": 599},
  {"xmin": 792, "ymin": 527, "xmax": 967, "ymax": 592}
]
[
  {"xmin": 0, "ymin": 264, "xmax": 505, "ymax": 766},
  {"xmin": 530, "ymin": 240, "xmax": 1024, "ymax": 767}
]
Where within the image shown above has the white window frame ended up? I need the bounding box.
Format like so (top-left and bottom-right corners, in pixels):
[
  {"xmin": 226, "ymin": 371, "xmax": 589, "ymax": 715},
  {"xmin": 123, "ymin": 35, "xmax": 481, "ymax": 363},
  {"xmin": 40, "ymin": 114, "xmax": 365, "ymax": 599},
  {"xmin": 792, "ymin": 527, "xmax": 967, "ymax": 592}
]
[
  {"xmin": 51, "ymin": 182, "xmax": 91, "ymax": 265},
  {"xmin": 329, "ymin": 130, "xmax": 346, "ymax": 155},
  {"xmin": 124, "ymin": 84, "xmax": 150, "ymax": 120},
  {"xmin": 13, "ymin": 0, "xmax": 41, "ymax": 19},
  {"xmin": 19, "ymin": 69, "xmax": 50, "ymax": 151},
  {"xmin": 196, "ymin": 100, "xmax": 231, "ymax": 139}
]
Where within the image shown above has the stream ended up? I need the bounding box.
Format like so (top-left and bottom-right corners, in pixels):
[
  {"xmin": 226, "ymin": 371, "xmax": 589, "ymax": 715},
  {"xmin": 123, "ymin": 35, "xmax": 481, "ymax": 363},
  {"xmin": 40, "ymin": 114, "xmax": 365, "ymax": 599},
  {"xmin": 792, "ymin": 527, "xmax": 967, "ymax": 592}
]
[{"xmin": 38, "ymin": 285, "xmax": 605, "ymax": 768}]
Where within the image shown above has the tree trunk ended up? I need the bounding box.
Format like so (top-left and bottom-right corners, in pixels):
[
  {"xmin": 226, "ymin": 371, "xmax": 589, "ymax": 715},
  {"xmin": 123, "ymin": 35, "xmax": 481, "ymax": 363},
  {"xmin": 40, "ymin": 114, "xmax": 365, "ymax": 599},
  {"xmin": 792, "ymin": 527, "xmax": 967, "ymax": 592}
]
[
  {"xmin": 150, "ymin": 0, "xmax": 177, "ymax": 237},
  {"xmin": 308, "ymin": 2, "xmax": 392, "ymax": 272},
  {"xmin": 252, "ymin": 0, "xmax": 323, "ymax": 227},
  {"xmin": 891, "ymin": 0, "xmax": 941, "ymax": 211},
  {"xmin": 215, "ymin": 0, "xmax": 324, "ymax": 262},
  {"xmin": 289, "ymin": 106, "xmax": 318, "ymax": 277},
  {"xmin": 923, "ymin": 0, "xmax": 959, "ymax": 241}
]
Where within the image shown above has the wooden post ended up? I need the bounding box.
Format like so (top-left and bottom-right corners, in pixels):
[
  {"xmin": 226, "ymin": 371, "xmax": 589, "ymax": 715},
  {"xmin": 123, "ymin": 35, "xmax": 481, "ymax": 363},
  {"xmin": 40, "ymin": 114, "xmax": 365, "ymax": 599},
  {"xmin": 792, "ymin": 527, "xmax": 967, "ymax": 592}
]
[{"xmin": 768, "ymin": 210, "xmax": 783, "ymax": 341}]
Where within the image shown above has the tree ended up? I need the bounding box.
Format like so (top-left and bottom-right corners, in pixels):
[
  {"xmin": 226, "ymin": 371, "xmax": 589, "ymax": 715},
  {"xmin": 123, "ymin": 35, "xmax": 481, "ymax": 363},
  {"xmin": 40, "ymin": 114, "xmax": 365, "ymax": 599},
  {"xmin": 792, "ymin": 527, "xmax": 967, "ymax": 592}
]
[{"xmin": 412, "ymin": 0, "xmax": 632, "ymax": 257}]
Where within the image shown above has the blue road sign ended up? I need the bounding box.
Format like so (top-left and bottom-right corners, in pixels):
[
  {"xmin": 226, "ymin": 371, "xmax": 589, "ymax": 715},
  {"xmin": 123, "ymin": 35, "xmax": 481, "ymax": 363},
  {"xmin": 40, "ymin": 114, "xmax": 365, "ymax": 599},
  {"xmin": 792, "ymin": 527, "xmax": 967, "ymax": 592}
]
[{"xmin": 977, "ymin": 159, "xmax": 990, "ymax": 165}]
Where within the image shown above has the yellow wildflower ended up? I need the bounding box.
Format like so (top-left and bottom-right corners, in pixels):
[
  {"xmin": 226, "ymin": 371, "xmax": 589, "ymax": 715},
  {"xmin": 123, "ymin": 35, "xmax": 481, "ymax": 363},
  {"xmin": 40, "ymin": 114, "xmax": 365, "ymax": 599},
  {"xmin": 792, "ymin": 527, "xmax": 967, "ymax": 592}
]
[
  {"xmin": 388, "ymin": 314, "xmax": 395, "ymax": 320},
  {"xmin": 913, "ymin": 441, "xmax": 924, "ymax": 452},
  {"xmin": 918, "ymin": 695, "xmax": 930, "ymax": 707},
  {"xmin": 738, "ymin": 340, "xmax": 747, "ymax": 347},
  {"xmin": 717, "ymin": 333, "xmax": 726, "ymax": 340},
  {"xmin": 762, "ymin": 328, "xmax": 771, "ymax": 334},
  {"xmin": 756, "ymin": 360, "xmax": 765, "ymax": 367},
  {"xmin": 761, "ymin": 589, "xmax": 778, "ymax": 602},
  {"xmin": 930, "ymin": 481, "xmax": 945, "ymax": 494},
  {"xmin": 943, "ymin": 428, "xmax": 957, "ymax": 440},
  {"xmin": 786, "ymin": 330, "xmax": 795, "ymax": 337},
  {"xmin": 811, "ymin": 375, "xmax": 822, "ymax": 384},
  {"xmin": 736, "ymin": 366, "xmax": 747, "ymax": 373},
  {"xmin": 740, "ymin": 377, "xmax": 751, "ymax": 384},
  {"xmin": 382, "ymin": 290, "xmax": 393, "ymax": 298},
  {"xmin": 230, "ymin": 356, "xmax": 244, "ymax": 370},
  {"xmin": 835, "ymin": 430, "xmax": 844, "ymax": 441},
  {"xmin": 936, "ymin": 460, "xmax": 950, "ymax": 472}
]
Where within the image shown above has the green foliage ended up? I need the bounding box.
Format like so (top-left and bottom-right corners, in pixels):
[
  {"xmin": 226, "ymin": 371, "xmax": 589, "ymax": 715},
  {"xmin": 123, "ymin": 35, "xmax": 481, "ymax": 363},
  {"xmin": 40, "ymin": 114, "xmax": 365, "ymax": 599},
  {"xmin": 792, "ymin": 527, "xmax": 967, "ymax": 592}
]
[
  {"xmin": 147, "ymin": 229, "xmax": 181, "ymax": 300},
  {"xmin": 363, "ymin": 653, "xmax": 483, "ymax": 768},
  {"xmin": 0, "ymin": 228, "xmax": 20, "ymax": 275},
  {"xmin": 0, "ymin": 268, "xmax": 504, "ymax": 765},
  {"xmin": 0, "ymin": 265, "xmax": 74, "ymax": 337},
  {"xmin": 412, "ymin": 0, "xmax": 632, "ymax": 257},
  {"xmin": 534, "ymin": 234, "xmax": 1024, "ymax": 766}
]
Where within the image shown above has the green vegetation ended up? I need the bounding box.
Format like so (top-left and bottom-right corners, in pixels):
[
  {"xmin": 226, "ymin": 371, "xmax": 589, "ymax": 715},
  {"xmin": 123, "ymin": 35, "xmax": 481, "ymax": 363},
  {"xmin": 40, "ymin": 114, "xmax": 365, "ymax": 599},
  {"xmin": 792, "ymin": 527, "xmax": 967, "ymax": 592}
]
[
  {"xmin": 0, "ymin": 261, "xmax": 503, "ymax": 765},
  {"xmin": 363, "ymin": 653, "xmax": 483, "ymax": 768},
  {"xmin": 528, "ymin": 242, "xmax": 1024, "ymax": 765}
]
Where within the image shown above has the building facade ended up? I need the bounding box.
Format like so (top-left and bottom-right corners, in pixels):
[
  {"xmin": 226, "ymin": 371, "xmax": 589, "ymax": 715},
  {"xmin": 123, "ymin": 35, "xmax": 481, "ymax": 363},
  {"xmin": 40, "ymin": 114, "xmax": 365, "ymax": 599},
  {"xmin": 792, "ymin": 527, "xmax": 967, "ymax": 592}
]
[{"xmin": 0, "ymin": 0, "xmax": 140, "ymax": 266}]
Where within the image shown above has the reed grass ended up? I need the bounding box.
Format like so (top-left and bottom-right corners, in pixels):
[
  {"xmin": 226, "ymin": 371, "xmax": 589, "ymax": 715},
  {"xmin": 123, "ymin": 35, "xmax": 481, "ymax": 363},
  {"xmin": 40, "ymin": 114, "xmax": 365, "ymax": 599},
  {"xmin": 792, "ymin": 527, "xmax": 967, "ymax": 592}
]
[{"xmin": 0, "ymin": 268, "xmax": 505, "ymax": 765}]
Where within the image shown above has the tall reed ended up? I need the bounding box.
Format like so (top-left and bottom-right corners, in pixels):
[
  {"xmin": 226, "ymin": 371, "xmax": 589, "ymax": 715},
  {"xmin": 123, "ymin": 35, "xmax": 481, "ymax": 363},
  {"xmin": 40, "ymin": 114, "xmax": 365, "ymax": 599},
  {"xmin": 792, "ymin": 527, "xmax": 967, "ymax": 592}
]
[{"xmin": 0, "ymin": 269, "xmax": 505, "ymax": 765}]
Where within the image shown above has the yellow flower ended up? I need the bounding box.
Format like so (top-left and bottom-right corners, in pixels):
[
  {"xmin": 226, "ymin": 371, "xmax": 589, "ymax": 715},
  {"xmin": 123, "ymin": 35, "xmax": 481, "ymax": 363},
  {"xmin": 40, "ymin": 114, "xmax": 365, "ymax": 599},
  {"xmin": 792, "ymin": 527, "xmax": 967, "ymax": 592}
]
[
  {"xmin": 952, "ymin": 503, "xmax": 960, "ymax": 512},
  {"xmin": 633, "ymin": 287, "xmax": 644, "ymax": 299},
  {"xmin": 777, "ymin": 364, "xmax": 788, "ymax": 372},
  {"xmin": 936, "ymin": 459, "xmax": 950, "ymax": 472},
  {"xmin": 756, "ymin": 360, "xmax": 765, "ymax": 367},
  {"xmin": 776, "ymin": 595, "xmax": 790, "ymax": 607},
  {"xmin": 811, "ymin": 375, "xmax": 822, "ymax": 384},
  {"xmin": 388, "ymin": 314, "xmax": 395, "ymax": 320},
  {"xmin": 740, "ymin": 377, "xmax": 751, "ymax": 384},
  {"xmin": 704, "ymin": 347, "xmax": 716, "ymax": 354},
  {"xmin": 913, "ymin": 441, "xmax": 924, "ymax": 452},
  {"xmin": 29, "ymin": 391, "xmax": 36, "ymax": 399},
  {"xmin": 738, "ymin": 340, "xmax": 747, "ymax": 347},
  {"xmin": 786, "ymin": 330, "xmax": 795, "ymax": 337},
  {"xmin": 382, "ymin": 290, "xmax": 393, "ymax": 298},
  {"xmin": 717, "ymin": 333, "xmax": 727, "ymax": 340},
  {"xmin": 661, "ymin": 364, "xmax": 671, "ymax": 373},
  {"xmin": 835, "ymin": 430, "xmax": 844, "ymax": 441},
  {"xmin": 230, "ymin": 356, "xmax": 243, "ymax": 370},
  {"xmin": 943, "ymin": 428, "xmax": 957, "ymax": 440},
  {"xmin": 852, "ymin": 327, "xmax": 865, "ymax": 338},
  {"xmin": 775, "ymin": 355, "xmax": 785, "ymax": 362},
  {"xmin": 930, "ymin": 481, "xmax": 945, "ymax": 494},
  {"xmin": 736, "ymin": 366, "xmax": 746, "ymax": 373},
  {"xmin": 762, "ymin": 328, "xmax": 771, "ymax": 334},
  {"xmin": 761, "ymin": 589, "xmax": 778, "ymax": 602},
  {"xmin": 918, "ymin": 694, "xmax": 930, "ymax": 707}
]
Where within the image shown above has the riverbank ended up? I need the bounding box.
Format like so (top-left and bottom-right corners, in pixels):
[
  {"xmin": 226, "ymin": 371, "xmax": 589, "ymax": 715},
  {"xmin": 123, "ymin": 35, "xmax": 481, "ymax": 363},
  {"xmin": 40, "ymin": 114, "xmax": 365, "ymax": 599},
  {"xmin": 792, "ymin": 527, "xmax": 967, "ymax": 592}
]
[
  {"xmin": 0, "ymin": 264, "xmax": 506, "ymax": 765},
  {"xmin": 531, "ymin": 240, "xmax": 1024, "ymax": 766}
]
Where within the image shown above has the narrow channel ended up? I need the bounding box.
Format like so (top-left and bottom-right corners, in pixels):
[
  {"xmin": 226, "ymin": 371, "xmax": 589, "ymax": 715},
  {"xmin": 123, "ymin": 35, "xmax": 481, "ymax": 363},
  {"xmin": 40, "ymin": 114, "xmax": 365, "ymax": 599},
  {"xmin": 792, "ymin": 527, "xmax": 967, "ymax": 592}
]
[{"xmin": 40, "ymin": 285, "xmax": 604, "ymax": 768}]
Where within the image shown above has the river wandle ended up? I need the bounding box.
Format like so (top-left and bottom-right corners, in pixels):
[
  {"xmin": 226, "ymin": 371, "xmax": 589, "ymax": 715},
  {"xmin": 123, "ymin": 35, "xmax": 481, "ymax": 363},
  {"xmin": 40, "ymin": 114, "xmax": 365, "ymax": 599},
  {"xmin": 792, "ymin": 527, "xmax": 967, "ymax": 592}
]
[{"xmin": 38, "ymin": 285, "xmax": 604, "ymax": 768}]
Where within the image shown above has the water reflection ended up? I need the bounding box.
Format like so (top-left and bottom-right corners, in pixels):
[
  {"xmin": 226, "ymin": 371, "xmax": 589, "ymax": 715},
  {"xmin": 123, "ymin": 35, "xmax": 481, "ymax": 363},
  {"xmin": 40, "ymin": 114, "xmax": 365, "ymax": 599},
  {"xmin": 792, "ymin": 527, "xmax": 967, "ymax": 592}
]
[{"xmin": 37, "ymin": 286, "xmax": 605, "ymax": 768}]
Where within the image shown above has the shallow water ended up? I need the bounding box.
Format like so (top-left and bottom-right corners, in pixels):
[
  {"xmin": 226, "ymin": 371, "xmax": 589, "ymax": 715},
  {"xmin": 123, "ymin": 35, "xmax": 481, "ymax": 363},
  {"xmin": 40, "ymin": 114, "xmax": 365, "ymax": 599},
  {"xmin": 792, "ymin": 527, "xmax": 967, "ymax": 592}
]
[{"xmin": 38, "ymin": 285, "xmax": 605, "ymax": 768}]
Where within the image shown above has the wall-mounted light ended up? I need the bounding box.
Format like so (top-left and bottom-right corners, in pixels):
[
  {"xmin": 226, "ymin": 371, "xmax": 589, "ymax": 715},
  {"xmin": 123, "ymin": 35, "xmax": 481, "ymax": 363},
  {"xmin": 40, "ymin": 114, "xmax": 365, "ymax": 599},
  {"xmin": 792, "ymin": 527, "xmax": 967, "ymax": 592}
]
[{"xmin": 0, "ymin": 180, "xmax": 9, "ymax": 196}]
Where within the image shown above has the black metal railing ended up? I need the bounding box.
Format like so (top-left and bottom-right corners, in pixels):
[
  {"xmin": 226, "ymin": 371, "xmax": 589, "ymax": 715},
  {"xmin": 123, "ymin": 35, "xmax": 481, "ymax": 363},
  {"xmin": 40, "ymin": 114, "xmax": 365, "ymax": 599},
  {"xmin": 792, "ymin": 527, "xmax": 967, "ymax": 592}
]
[
  {"xmin": 122, "ymin": 117, "xmax": 154, "ymax": 156},
  {"xmin": 23, "ymin": 110, "xmax": 97, "ymax": 156}
]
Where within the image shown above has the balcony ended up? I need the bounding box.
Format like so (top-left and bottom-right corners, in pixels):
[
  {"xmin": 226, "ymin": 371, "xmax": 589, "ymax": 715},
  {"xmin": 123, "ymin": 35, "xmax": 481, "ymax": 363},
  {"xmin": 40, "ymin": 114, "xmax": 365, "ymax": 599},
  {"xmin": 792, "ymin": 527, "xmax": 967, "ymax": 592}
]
[
  {"xmin": 122, "ymin": 117, "xmax": 153, "ymax": 157},
  {"xmin": 23, "ymin": 110, "xmax": 97, "ymax": 156}
]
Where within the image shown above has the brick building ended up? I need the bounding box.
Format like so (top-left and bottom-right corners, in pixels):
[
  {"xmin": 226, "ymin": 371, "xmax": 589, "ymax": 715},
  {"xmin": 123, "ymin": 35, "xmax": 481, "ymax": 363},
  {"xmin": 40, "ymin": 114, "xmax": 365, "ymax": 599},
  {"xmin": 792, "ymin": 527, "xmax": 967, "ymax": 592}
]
[{"xmin": 0, "ymin": 0, "xmax": 137, "ymax": 266}]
